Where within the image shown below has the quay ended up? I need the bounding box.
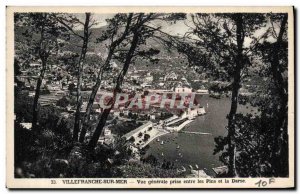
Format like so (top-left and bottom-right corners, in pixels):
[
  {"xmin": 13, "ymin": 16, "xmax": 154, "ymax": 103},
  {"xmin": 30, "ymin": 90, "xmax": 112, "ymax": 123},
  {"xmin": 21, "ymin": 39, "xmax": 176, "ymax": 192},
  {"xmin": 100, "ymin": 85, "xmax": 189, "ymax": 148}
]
[{"xmin": 123, "ymin": 107, "xmax": 207, "ymax": 150}]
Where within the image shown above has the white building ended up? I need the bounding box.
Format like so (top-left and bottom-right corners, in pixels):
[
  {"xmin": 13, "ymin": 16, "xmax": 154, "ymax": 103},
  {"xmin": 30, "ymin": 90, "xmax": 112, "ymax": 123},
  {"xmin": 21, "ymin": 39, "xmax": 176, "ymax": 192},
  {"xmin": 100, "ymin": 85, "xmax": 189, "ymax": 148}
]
[
  {"xmin": 110, "ymin": 61, "xmax": 118, "ymax": 69},
  {"xmin": 197, "ymin": 107, "xmax": 206, "ymax": 115},
  {"xmin": 150, "ymin": 114, "xmax": 156, "ymax": 120},
  {"xmin": 20, "ymin": 123, "xmax": 32, "ymax": 130},
  {"xmin": 164, "ymin": 72, "xmax": 178, "ymax": 81},
  {"xmin": 175, "ymin": 86, "xmax": 192, "ymax": 93},
  {"xmin": 98, "ymin": 126, "xmax": 114, "ymax": 145},
  {"xmin": 131, "ymin": 75, "xmax": 140, "ymax": 80},
  {"xmin": 181, "ymin": 107, "xmax": 206, "ymax": 119},
  {"xmin": 144, "ymin": 75, "xmax": 153, "ymax": 83},
  {"xmin": 92, "ymin": 103, "xmax": 101, "ymax": 113},
  {"xmin": 196, "ymin": 89, "xmax": 209, "ymax": 94},
  {"xmin": 104, "ymin": 127, "xmax": 112, "ymax": 136},
  {"xmin": 181, "ymin": 108, "xmax": 198, "ymax": 120},
  {"xmin": 113, "ymin": 111, "xmax": 120, "ymax": 117},
  {"xmin": 141, "ymin": 83, "xmax": 152, "ymax": 88},
  {"xmin": 29, "ymin": 63, "xmax": 41, "ymax": 68},
  {"xmin": 188, "ymin": 108, "xmax": 198, "ymax": 119}
]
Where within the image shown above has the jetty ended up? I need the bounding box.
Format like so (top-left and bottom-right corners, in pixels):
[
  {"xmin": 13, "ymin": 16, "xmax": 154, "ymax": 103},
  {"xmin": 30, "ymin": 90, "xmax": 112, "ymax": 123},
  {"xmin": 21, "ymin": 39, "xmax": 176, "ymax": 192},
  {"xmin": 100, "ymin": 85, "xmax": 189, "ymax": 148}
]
[{"xmin": 179, "ymin": 131, "xmax": 212, "ymax": 135}]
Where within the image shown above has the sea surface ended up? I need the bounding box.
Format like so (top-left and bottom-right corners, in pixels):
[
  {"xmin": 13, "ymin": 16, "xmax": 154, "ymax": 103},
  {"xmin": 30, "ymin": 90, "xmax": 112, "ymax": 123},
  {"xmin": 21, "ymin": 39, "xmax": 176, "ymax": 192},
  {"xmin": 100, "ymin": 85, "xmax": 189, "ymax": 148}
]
[{"xmin": 146, "ymin": 94, "xmax": 256, "ymax": 170}]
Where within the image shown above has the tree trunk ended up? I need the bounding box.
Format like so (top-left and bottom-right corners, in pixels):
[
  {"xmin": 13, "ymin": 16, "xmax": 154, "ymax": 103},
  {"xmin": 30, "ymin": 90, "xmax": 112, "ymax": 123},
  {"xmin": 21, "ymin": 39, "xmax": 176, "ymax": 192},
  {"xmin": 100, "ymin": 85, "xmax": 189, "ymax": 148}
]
[
  {"xmin": 227, "ymin": 14, "xmax": 244, "ymax": 177},
  {"xmin": 32, "ymin": 18, "xmax": 46, "ymax": 132},
  {"xmin": 73, "ymin": 13, "xmax": 90, "ymax": 141},
  {"xmin": 270, "ymin": 14, "xmax": 288, "ymax": 176},
  {"xmin": 78, "ymin": 52, "xmax": 112, "ymax": 142},
  {"xmin": 88, "ymin": 31, "xmax": 140, "ymax": 150},
  {"xmin": 32, "ymin": 60, "xmax": 46, "ymax": 131},
  {"xmin": 79, "ymin": 14, "xmax": 133, "ymax": 142}
]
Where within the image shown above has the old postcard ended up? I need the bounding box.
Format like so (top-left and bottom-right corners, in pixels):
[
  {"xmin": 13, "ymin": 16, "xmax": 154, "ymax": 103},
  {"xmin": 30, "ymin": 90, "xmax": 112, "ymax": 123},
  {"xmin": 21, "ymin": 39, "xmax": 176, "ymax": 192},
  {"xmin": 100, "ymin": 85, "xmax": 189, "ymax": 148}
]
[{"xmin": 6, "ymin": 6, "xmax": 294, "ymax": 188}]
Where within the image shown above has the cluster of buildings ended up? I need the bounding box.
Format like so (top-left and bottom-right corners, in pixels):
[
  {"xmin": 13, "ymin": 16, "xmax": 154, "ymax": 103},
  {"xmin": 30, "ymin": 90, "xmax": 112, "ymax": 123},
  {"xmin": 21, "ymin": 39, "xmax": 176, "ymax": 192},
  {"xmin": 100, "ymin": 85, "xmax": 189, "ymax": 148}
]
[{"xmin": 16, "ymin": 59, "xmax": 208, "ymax": 146}]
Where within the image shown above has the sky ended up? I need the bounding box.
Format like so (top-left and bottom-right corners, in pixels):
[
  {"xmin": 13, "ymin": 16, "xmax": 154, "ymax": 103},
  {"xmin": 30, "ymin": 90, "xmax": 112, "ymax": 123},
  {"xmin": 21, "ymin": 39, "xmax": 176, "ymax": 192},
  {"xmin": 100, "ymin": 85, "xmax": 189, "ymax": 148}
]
[
  {"xmin": 74, "ymin": 13, "xmax": 191, "ymax": 36},
  {"xmin": 74, "ymin": 13, "xmax": 280, "ymax": 46},
  {"xmin": 74, "ymin": 13, "xmax": 113, "ymax": 28}
]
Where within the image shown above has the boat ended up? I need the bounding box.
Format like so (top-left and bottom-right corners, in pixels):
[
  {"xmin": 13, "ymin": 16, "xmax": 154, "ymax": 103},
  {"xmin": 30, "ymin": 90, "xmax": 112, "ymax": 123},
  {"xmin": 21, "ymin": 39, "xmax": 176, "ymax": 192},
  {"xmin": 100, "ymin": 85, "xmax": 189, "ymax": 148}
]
[
  {"xmin": 160, "ymin": 141, "xmax": 164, "ymax": 145},
  {"xmin": 197, "ymin": 107, "xmax": 206, "ymax": 115}
]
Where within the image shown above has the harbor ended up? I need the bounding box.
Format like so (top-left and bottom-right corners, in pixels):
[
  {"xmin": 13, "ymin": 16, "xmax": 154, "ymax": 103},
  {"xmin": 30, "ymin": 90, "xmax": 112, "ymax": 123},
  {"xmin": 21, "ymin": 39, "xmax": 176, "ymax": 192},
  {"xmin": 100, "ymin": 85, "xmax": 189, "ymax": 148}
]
[
  {"xmin": 123, "ymin": 105, "xmax": 207, "ymax": 150},
  {"xmin": 144, "ymin": 95, "xmax": 255, "ymax": 176}
]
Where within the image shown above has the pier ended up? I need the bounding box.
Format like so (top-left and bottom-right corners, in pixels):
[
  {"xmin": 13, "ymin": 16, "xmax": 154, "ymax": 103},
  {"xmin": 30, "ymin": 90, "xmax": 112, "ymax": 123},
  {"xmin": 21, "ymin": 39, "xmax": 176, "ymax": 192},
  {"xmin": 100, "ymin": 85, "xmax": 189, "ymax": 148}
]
[{"xmin": 179, "ymin": 131, "xmax": 212, "ymax": 135}]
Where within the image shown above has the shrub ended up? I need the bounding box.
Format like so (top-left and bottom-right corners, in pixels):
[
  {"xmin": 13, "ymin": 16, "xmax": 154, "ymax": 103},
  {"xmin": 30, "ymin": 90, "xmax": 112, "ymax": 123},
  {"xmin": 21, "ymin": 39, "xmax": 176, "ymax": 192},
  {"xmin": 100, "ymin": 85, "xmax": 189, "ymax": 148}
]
[
  {"xmin": 14, "ymin": 93, "xmax": 33, "ymax": 122},
  {"xmin": 143, "ymin": 134, "xmax": 150, "ymax": 141},
  {"xmin": 56, "ymin": 96, "xmax": 69, "ymax": 107},
  {"xmin": 120, "ymin": 161, "xmax": 184, "ymax": 178},
  {"xmin": 138, "ymin": 132, "xmax": 143, "ymax": 137},
  {"xmin": 128, "ymin": 136, "xmax": 135, "ymax": 142}
]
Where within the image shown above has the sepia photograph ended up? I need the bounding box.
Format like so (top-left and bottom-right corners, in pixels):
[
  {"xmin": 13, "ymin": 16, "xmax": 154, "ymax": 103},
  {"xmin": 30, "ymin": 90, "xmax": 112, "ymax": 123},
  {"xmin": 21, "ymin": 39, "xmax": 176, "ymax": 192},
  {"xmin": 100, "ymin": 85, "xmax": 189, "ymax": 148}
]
[{"xmin": 6, "ymin": 6, "xmax": 294, "ymax": 188}]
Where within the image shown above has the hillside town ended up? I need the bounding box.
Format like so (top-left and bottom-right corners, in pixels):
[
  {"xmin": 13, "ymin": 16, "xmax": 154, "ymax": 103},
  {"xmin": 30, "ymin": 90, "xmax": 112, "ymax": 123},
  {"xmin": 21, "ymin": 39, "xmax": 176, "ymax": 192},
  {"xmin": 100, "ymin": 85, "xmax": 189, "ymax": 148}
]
[
  {"xmin": 13, "ymin": 11, "xmax": 289, "ymax": 180},
  {"xmin": 17, "ymin": 57, "xmax": 233, "ymax": 177}
]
